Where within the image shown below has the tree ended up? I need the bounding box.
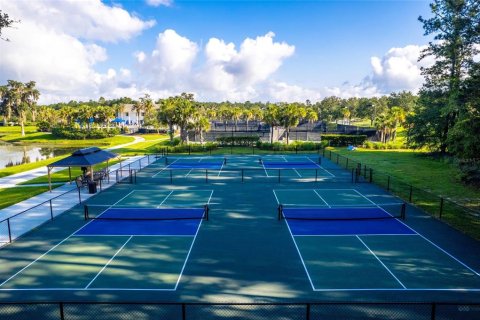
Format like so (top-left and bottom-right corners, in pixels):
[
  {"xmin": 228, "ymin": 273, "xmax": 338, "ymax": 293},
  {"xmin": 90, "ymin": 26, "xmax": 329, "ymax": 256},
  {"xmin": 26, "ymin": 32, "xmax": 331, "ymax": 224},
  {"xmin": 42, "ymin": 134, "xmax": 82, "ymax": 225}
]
[
  {"xmin": 157, "ymin": 97, "xmax": 177, "ymax": 143},
  {"xmin": 304, "ymin": 108, "xmax": 318, "ymax": 141},
  {"xmin": 263, "ymin": 103, "xmax": 280, "ymax": 143},
  {"xmin": 278, "ymin": 103, "xmax": 306, "ymax": 145},
  {"xmin": 0, "ymin": 10, "xmax": 19, "ymax": 41},
  {"xmin": 23, "ymin": 81, "xmax": 40, "ymax": 123},
  {"xmin": 413, "ymin": 0, "xmax": 480, "ymax": 153}
]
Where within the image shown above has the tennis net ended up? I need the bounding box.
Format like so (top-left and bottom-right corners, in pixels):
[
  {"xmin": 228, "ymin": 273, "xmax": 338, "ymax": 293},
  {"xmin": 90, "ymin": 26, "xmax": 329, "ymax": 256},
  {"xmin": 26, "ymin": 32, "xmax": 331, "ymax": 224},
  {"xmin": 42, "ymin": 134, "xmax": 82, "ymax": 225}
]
[
  {"xmin": 84, "ymin": 205, "xmax": 209, "ymax": 221},
  {"xmin": 260, "ymin": 157, "xmax": 321, "ymax": 166},
  {"xmin": 278, "ymin": 203, "xmax": 406, "ymax": 221}
]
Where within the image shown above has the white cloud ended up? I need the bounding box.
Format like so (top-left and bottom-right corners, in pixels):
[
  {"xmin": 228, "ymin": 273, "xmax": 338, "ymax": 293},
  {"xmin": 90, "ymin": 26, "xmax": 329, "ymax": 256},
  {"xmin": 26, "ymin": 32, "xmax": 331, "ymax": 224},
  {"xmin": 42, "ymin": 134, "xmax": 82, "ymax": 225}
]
[
  {"xmin": 146, "ymin": 0, "xmax": 173, "ymax": 7},
  {"xmin": 0, "ymin": 0, "xmax": 155, "ymax": 104},
  {"xmin": 368, "ymin": 45, "xmax": 430, "ymax": 93}
]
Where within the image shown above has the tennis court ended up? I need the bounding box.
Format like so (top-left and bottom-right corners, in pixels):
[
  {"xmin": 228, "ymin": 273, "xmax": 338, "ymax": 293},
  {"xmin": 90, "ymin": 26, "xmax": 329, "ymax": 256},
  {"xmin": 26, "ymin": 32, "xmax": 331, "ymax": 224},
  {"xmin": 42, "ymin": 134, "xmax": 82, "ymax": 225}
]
[
  {"xmin": 274, "ymin": 188, "xmax": 480, "ymax": 291},
  {"xmin": 0, "ymin": 189, "xmax": 212, "ymax": 290},
  {"xmin": 1, "ymin": 154, "xmax": 479, "ymax": 319}
]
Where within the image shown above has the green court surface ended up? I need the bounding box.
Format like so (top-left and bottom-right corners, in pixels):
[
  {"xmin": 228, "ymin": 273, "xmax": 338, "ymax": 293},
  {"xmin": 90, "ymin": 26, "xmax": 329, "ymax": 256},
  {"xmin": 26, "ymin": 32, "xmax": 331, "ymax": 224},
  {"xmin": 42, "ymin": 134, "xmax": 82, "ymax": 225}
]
[{"xmin": 0, "ymin": 154, "xmax": 479, "ymax": 319}]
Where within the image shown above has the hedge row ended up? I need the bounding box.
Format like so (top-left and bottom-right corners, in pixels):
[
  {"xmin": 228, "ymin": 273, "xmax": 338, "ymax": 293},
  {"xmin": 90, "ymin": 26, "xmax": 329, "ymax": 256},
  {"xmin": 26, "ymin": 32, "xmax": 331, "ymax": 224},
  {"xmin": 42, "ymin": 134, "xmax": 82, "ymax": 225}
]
[
  {"xmin": 321, "ymin": 134, "xmax": 367, "ymax": 146},
  {"xmin": 256, "ymin": 141, "xmax": 328, "ymax": 151},
  {"xmin": 216, "ymin": 136, "xmax": 260, "ymax": 146},
  {"xmin": 51, "ymin": 127, "xmax": 120, "ymax": 139}
]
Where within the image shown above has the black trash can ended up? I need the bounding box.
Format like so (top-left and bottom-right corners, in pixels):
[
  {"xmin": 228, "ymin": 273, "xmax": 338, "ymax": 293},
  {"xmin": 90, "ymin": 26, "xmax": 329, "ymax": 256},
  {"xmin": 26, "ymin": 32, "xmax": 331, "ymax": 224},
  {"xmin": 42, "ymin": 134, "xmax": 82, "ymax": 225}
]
[{"xmin": 88, "ymin": 181, "xmax": 97, "ymax": 194}]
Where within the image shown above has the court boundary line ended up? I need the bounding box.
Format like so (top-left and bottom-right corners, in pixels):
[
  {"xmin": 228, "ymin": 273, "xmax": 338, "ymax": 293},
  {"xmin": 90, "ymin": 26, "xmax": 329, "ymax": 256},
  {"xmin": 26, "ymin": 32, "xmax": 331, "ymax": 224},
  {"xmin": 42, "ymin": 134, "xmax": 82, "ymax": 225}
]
[
  {"xmin": 0, "ymin": 189, "xmax": 213, "ymax": 291},
  {"xmin": 272, "ymin": 190, "xmax": 316, "ymax": 290},
  {"xmin": 157, "ymin": 190, "xmax": 174, "ymax": 207},
  {"xmin": 277, "ymin": 187, "xmax": 480, "ymax": 291},
  {"xmin": 313, "ymin": 190, "xmax": 330, "ymax": 208},
  {"xmin": 356, "ymin": 235, "xmax": 407, "ymax": 289},
  {"xmin": 307, "ymin": 157, "xmax": 335, "ymax": 177},
  {"xmin": 152, "ymin": 158, "xmax": 179, "ymax": 178},
  {"xmin": 173, "ymin": 189, "xmax": 214, "ymax": 290},
  {"xmin": 352, "ymin": 189, "xmax": 480, "ymax": 277},
  {"xmin": 85, "ymin": 236, "xmax": 133, "ymax": 289}
]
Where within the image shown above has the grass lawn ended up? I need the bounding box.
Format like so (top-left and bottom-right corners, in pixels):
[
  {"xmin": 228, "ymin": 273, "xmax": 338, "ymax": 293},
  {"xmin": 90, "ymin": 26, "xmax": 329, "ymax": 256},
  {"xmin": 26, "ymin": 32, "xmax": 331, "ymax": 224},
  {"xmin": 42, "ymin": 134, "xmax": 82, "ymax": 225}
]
[
  {"xmin": 1, "ymin": 131, "xmax": 134, "ymax": 146},
  {"xmin": 113, "ymin": 134, "xmax": 170, "ymax": 155},
  {"xmin": 0, "ymin": 186, "xmax": 52, "ymax": 210},
  {"xmin": 329, "ymin": 147, "xmax": 480, "ymax": 240},
  {"xmin": 18, "ymin": 159, "xmax": 123, "ymax": 185}
]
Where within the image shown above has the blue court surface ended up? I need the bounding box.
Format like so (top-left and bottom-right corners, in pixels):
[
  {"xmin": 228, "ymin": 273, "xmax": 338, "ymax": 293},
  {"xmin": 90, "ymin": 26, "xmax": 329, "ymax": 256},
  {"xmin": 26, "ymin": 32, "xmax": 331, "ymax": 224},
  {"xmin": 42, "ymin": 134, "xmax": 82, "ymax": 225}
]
[
  {"xmin": 77, "ymin": 207, "xmax": 206, "ymax": 236},
  {"xmin": 168, "ymin": 162, "xmax": 224, "ymax": 169},
  {"xmin": 263, "ymin": 161, "xmax": 322, "ymax": 169}
]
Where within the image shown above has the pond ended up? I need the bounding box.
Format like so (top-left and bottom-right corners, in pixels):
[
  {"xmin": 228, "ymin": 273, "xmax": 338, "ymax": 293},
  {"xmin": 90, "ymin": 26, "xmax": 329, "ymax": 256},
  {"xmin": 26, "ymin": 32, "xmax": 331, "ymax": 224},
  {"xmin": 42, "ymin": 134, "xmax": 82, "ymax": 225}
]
[{"xmin": 0, "ymin": 143, "xmax": 77, "ymax": 168}]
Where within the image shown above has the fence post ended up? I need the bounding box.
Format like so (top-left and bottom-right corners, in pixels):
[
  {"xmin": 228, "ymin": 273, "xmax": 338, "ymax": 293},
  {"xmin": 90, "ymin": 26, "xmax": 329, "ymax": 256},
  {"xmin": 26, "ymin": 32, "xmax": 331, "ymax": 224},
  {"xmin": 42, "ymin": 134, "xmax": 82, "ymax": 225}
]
[
  {"xmin": 369, "ymin": 168, "xmax": 373, "ymax": 183},
  {"xmin": 189, "ymin": 145, "xmax": 191, "ymax": 155},
  {"xmin": 387, "ymin": 176, "xmax": 391, "ymax": 191},
  {"xmin": 7, "ymin": 218, "xmax": 12, "ymax": 243},
  {"xmin": 346, "ymin": 158, "xmax": 349, "ymax": 169},
  {"xmin": 78, "ymin": 186, "xmax": 82, "ymax": 203},
  {"xmin": 182, "ymin": 303, "xmax": 186, "ymax": 320},
  {"xmin": 49, "ymin": 199, "xmax": 54, "ymax": 220},
  {"xmin": 439, "ymin": 197, "xmax": 444, "ymax": 219},
  {"xmin": 295, "ymin": 145, "xmax": 298, "ymax": 154},
  {"xmin": 306, "ymin": 303, "xmax": 311, "ymax": 320},
  {"xmin": 59, "ymin": 302, "xmax": 65, "ymax": 320},
  {"xmin": 431, "ymin": 303, "xmax": 436, "ymax": 320},
  {"xmin": 364, "ymin": 165, "xmax": 367, "ymax": 179},
  {"xmin": 351, "ymin": 168, "xmax": 355, "ymax": 183},
  {"xmin": 409, "ymin": 185, "xmax": 413, "ymax": 203},
  {"xmin": 336, "ymin": 154, "xmax": 339, "ymax": 164}
]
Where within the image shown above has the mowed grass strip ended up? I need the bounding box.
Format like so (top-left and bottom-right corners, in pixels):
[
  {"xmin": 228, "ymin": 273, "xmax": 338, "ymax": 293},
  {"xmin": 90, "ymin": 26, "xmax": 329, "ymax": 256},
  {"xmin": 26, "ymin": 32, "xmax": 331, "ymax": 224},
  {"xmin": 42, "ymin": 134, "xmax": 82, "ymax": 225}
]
[
  {"xmin": 329, "ymin": 147, "xmax": 480, "ymax": 240},
  {"xmin": 0, "ymin": 186, "xmax": 52, "ymax": 210}
]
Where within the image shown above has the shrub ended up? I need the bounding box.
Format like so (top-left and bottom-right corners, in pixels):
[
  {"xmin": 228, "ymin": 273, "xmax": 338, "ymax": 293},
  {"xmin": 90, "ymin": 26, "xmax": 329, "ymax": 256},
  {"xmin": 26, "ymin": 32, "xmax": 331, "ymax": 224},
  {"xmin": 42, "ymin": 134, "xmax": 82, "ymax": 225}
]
[
  {"xmin": 216, "ymin": 136, "xmax": 260, "ymax": 146},
  {"xmin": 36, "ymin": 121, "xmax": 51, "ymax": 132},
  {"xmin": 51, "ymin": 127, "xmax": 119, "ymax": 139},
  {"xmin": 321, "ymin": 134, "xmax": 367, "ymax": 146}
]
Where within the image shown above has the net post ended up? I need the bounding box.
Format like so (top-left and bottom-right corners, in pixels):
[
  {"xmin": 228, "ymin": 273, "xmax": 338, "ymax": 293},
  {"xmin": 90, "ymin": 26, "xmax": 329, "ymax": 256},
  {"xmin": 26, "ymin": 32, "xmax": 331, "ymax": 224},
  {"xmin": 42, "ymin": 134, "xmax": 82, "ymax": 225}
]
[
  {"xmin": 204, "ymin": 204, "xmax": 209, "ymax": 221},
  {"xmin": 318, "ymin": 157, "xmax": 322, "ymax": 165},
  {"xmin": 84, "ymin": 205, "xmax": 88, "ymax": 220},
  {"xmin": 224, "ymin": 157, "xmax": 227, "ymax": 165},
  {"xmin": 278, "ymin": 204, "xmax": 283, "ymax": 220},
  {"xmin": 77, "ymin": 186, "xmax": 82, "ymax": 204},
  {"xmin": 439, "ymin": 197, "xmax": 444, "ymax": 219},
  {"xmin": 401, "ymin": 203, "xmax": 406, "ymax": 220},
  {"xmin": 49, "ymin": 199, "xmax": 54, "ymax": 220},
  {"xmin": 165, "ymin": 157, "xmax": 168, "ymax": 165},
  {"xmin": 7, "ymin": 218, "xmax": 12, "ymax": 243}
]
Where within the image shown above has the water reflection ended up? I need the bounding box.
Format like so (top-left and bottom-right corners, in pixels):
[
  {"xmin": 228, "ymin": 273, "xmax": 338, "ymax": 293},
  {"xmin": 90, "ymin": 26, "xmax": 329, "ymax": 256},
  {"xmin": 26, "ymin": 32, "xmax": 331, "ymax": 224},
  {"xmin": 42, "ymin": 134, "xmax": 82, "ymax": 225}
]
[{"xmin": 0, "ymin": 143, "xmax": 76, "ymax": 168}]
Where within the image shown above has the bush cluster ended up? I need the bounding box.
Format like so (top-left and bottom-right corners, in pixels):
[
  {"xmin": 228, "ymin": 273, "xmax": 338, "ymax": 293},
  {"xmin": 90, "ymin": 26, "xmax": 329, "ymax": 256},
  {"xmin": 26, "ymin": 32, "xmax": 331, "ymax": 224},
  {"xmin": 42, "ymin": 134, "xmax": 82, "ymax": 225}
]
[
  {"xmin": 51, "ymin": 127, "xmax": 120, "ymax": 139},
  {"xmin": 363, "ymin": 141, "xmax": 405, "ymax": 149},
  {"xmin": 321, "ymin": 134, "xmax": 367, "ymax": 146},
  {"xmin": 160, "ymin": 142, "xmax": 218, "ymax": 153},
  {"xmin": 257, "ymin": 141, "xmax": 327, "ymax": 151},
  {"xmin": 138, "ymin": 128, "xmax": 167, "ymax": 134},
  {"xmin": 216, "ymin": 136, "xmax": 260, "ymax": 146},
  {"xmin": 36, "ymin": 121, "xmax": 51, "ymax": 132}
]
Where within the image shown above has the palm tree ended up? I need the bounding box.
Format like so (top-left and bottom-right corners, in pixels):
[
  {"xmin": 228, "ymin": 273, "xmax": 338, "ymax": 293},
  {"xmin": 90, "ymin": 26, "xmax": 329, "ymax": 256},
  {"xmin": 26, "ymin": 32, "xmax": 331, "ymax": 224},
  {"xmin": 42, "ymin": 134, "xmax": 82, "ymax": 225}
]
[
  {"xmin": 23, "ymin": 81, "xmax": 40, "ymax": 124},
  {"xmin": 304, "ymin": 107, "xmax": 318, "ymax": 141},
  {"xmin": 388, "ymin": 106, "xmax": 406, "ymax": 141},
  {"xmin": 242, "ymin": 108, "xmax": 254, "ymax": 131},
  {"xmin": 230, "ymin": 106, "xmax": 243, "ymax": 131},
  {"xmin": 132, "ymin": 100, "xmax": 143, "ymax": 127},
  {"xmin": 263, "ymin": 103, "xmax": 280, "ymax": 143},
  {"xmin": 279, "ymin": 103, "xmax": 307, "ymax": 144},
  {"xmin": 157, "ymin": 97, "xmax": 177, "ymax": 143}
]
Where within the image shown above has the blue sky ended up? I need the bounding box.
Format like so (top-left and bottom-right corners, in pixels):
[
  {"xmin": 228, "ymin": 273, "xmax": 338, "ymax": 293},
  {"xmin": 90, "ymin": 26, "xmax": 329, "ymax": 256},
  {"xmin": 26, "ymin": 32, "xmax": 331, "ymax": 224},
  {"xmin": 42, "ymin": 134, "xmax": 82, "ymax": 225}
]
[{"xmin": 0, "ymin": 0, "xmax": 433, "ymax": 103}]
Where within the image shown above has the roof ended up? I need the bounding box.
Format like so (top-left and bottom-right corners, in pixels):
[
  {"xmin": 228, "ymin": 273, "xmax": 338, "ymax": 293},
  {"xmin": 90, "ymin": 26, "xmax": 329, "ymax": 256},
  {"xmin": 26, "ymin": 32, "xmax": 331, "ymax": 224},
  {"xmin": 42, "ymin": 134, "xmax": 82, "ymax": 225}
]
[{"xmin": 48, "ymin": 147, "xmax": 118, "ymax": 167}]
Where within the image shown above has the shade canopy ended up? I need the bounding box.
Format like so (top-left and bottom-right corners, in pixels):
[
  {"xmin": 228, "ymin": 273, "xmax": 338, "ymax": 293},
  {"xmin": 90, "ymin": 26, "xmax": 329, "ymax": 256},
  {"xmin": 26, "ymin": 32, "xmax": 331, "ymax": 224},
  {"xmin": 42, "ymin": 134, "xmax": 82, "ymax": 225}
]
[
  {"xmin": 48, "ymin": 147, "xmax": 117, "ymax": 168},
  {"xmin": 111, "ymin": 118, "xmax": 125, "ymax": 123}
]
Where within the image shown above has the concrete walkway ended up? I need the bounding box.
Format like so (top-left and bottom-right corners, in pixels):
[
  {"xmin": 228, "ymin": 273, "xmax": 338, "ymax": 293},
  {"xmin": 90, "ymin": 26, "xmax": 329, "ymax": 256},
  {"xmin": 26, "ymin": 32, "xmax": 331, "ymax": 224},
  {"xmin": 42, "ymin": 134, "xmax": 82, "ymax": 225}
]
[
  {"xmin": 0, "ymin": 135, "xmax": 166, "ymax": 245},
  {"xmin": 0, "ymin": 155, "xmax": 154, "ymax": 244},
  {"xmin": 0, "ymin": 135, "xmax": 144, "ymax": 188}
]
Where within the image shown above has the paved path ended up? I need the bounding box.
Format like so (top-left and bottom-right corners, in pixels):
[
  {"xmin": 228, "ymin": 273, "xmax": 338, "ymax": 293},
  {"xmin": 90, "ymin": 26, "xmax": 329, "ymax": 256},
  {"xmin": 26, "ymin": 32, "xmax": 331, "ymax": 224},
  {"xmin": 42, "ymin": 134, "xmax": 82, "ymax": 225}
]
[
  {"xmin": 0, "ymin": 135, "xmax": 143, "ymax": 188},
  {"xmin": 0, "ymin": 155, "xmax": 152, "ymax": 244}
]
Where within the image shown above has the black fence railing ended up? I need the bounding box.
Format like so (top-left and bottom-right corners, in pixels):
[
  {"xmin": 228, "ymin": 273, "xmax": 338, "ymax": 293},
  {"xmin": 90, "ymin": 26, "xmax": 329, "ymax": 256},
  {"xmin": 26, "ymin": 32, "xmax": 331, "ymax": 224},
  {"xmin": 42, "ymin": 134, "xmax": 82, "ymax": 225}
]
[
  {"xmin": 0, "ymin": 301, "xmax": 478, "ymax": 320},
  {"xmin": 0, "ymin": 155, "xmax": 157, "ymax": 247},
  {"xmin": 322, "ymin": 148, "xmax": 480, "ymax": 240}
]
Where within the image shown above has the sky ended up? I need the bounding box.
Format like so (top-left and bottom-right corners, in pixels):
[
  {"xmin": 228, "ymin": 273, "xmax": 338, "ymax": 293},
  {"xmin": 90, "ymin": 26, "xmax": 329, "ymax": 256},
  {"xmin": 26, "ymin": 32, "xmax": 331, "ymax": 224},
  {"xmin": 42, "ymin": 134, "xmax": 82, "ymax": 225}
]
[{"xmin": 0, "ymin": 0, "xmax": 435, "ymax": 104}]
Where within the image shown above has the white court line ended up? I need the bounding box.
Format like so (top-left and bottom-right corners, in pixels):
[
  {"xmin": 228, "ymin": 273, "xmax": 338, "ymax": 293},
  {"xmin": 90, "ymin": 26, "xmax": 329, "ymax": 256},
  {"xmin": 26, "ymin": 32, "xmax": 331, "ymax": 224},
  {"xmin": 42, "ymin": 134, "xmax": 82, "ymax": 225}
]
[
  {"xmin": 152, "ymin": 158, "xmax": 179, "ymax": 178},
  {"xmin": 85, "ymin": 236, "xmax": 133, "ymax": 289},
  {"xmin": 157, "ymin": 190, "xmax": 174, "ymax": 207},
  {"xmin": 272, "ymin": 190, "xmax": 316, "ymax": 290},
  {"xmin": 262, "ymin": 162, "xmax": 270, "ymax": 177},
  {"xmin": 217, "ymin": 161, "xmax": 224, "ymax": 177},
  {"xmin": 312, "ymin": 288, "xmax": 480, "ymax": 292},
  {"xmin": 356, "ymin": 235, "xmax": 406, "ymax": 289},
  {"xmin": 207, "ymin": 190, "xmax": 214, "ymax": 204},
  {"xmin": 174, "ymin": 205, "xmax": 207, "ymax": 290},
  {"xmin": 313, "ymin": 190, "xmax": 330, "ymax": 208},
  {"xmin": 295, "ymin": 234, "xmax": 416, "ymax": 237},
  {"xmin": 352, "ymin": 189, "xmax": 480, "ymax": 277},
  {"xmin": 307, "ymin": 157, "xmax": 335, "ymax": 177}
]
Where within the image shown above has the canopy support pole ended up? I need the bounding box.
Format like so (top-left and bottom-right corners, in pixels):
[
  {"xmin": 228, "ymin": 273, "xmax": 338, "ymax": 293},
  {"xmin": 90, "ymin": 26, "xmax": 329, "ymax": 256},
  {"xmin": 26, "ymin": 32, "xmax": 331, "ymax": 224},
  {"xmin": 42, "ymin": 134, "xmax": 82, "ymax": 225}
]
[{"xmin": 48, "ymin": 167, "xmax": 52, "ymax": 192}]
